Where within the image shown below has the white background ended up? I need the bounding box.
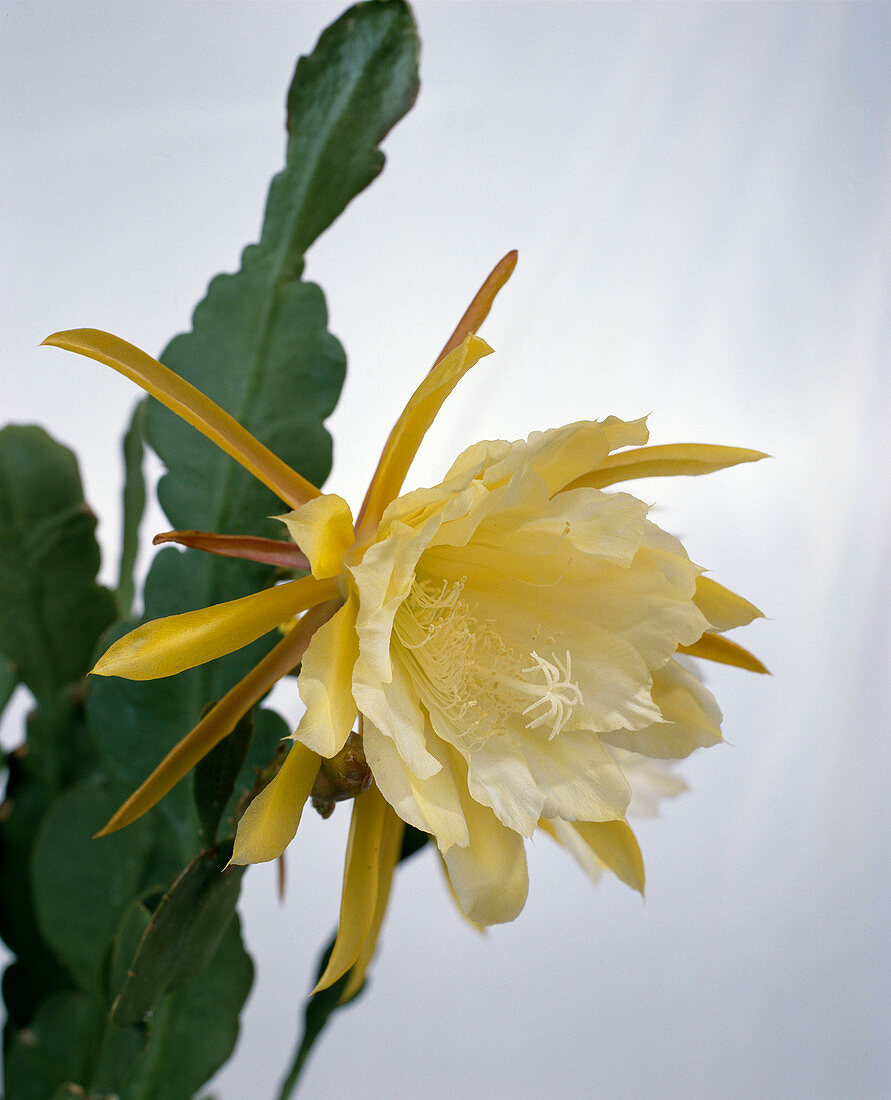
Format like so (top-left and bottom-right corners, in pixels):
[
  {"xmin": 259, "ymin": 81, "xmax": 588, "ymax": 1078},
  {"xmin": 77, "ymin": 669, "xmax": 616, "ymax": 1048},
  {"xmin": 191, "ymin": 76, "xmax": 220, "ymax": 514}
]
[{"xmin": 3, "ymin": 3, "xmax": 889, "ymax": 1098}]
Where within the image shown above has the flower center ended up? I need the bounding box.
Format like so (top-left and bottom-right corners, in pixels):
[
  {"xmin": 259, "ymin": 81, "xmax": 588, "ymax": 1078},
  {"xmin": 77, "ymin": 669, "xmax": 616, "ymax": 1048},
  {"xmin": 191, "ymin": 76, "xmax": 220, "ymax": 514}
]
[{"xmin": 394, "ymin": 578, "xmax": 582, "ymax": 749}]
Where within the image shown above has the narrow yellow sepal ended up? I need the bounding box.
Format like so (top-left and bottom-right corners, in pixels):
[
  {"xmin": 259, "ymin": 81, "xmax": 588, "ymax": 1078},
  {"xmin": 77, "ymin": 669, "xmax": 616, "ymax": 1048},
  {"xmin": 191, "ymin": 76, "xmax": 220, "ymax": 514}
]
[
  {"xmin": 566, "ymin": 442, "xmax": 768, "ymax": 491},
  {"xmin": 95, "ymin": 601, "xmax": 338, "ymax": 837},
  {"xmin": 339, "ymin": 805, "xmax": 405, "ymax": 1003},
  {"xmin": 230, "ymin": 741, "xmax": 321, "ymax": 865},
  {"xmin": 353, "ymin": 251, "xmax": 517, "ymax": 540},
  {"xmin": 42, "ymin": 329, "xmax": 320, "ymax": 508},
  {"xmin": 678, "ymin": 632, "xmax": 769, "ymax": 674},
  {"xmin": 313, "ymin": 785, "xmax": 389, "ymax": 994},
  {"xmin": 355, "ymin": 334, "xmax": 494, "ymax": 540},
  {"xmin": 433, "ymin": 249, "xmax": 517, "ymax": 365},
  {"xmin": 92, "ymin": 575, "xmax": 340, "ymax": 681}
]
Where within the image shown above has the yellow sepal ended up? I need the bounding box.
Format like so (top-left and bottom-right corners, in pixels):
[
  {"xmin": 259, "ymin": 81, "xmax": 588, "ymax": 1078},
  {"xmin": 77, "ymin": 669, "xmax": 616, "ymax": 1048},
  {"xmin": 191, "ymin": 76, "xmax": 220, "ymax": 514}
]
[
  {"xmin": 355, "ymin": 334, "xmax": 494, "ymax": 540},
  {"xmin": 279, "ymin": 494, "xmax": 355, "ymax": 580},
  {"xmin": 92, "ymin": 575, "xmax": 340, "ymax": 681},
  {"xmin": 230, "ymin": 741, "xmax": 321, "ymax": 865},
  {"xmin": 678, "ymin": 632, "xmax": 768, "ymax": 673},
  {"xmin": 95, "ymin": 601, "xmax": 338, "ymax": 836},
  {"xmin": 566, "ymin": 442, "xmax": 767, "ymax": 491},
  {"xmin": 42, "ymin": 329, "xmax": 319, "ymax": 507},
  {"xmin": 313, "ymin": 785, "xmax": 390, "ymax": 993},
  {"xmin": 339, "ymin": 804, "xmax": 405, "ymax": 1003}
]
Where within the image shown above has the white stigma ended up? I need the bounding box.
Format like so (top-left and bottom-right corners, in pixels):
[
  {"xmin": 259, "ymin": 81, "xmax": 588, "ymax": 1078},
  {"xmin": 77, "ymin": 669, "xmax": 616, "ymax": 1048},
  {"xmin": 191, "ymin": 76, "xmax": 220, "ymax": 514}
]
[
  {"xmin": 394, "ymin": 578, "xmax": 583, "ymax": 747},
  {"xmin": 503, "ymin": 650, "xmax": 583, "ymax": 740}
]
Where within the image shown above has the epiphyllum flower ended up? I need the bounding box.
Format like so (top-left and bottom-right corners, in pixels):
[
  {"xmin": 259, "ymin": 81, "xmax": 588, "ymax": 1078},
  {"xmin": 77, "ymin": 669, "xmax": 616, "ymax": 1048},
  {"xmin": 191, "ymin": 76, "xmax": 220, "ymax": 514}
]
[{"xmin": 44, "ymin": 252, "xmax": 766, "ymax": 993}]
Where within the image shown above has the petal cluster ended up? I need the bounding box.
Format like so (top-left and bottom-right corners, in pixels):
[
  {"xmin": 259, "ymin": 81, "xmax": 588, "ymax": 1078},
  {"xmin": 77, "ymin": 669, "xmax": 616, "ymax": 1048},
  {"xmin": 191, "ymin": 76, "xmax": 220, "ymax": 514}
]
[{"xmin": 276, "ymin": 416, "xmax": 759, "ymax": 923}]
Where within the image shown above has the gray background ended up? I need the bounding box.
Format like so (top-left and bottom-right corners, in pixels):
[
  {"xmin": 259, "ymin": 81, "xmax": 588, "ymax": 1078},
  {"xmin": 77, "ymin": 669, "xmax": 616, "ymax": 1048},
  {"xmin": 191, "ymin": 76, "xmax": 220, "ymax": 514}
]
[{"xmin": 3, "ymin": 3, "xmax": 889, "ymax": 1097}]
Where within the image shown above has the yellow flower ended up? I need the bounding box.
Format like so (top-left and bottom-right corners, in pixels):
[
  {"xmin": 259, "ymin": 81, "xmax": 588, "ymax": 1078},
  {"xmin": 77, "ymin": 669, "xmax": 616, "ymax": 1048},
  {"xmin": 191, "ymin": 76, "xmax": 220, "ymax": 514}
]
[
  {"xmin": 272, "ymin": 410, "xmax": 764, "ymax": 929},
  {"xmin": 43, "ymin": 252, "xmax": 766, "ymax": 992}
]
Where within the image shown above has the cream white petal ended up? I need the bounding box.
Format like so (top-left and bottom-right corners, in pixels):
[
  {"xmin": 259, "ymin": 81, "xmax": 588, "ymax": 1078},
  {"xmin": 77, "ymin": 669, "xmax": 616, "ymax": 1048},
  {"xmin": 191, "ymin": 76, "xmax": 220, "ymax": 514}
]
[
  {"xmin": 461, "ymin": 733, "xmax": 544, "ymax": 837},
  {"xmin": 464, "ymin": 725, "xmax": 630, "ymax": 835},
  {"xmin": 618, "ymin": 751, "xmax": 689, "ymax": 817},
  {"xmin": 423, "ymin": 555, "xmax": 663, "ymax": 732},
  {"xmin": 519, "ymin": 487, "xmax": 649, "ymax": 568},
  {"xmin": 638, "ymin": 520, "xmax": 705, "ymax": 594},
  {"xmin": 419, "ymin": 498, "xmax": 705, "ymax": 729},
  {"xmin": 443, "ymin": 757, "xmax": 529, "ymax": 924},
  {"xmin": 441, "ymin": 437, "xmax": 513, "ymax": 486},
  {"xmin": 478, "ymin": 419, "xmax": 650, "ymax": 496},
  {"xmin": 428, "ymin": 475, "xmax": 535, "ymax": 553},
  {"xmin": 521, "ymin": 421, "xmax": 627, "ymax": 495},
  {"xmin": 345, "ymin": 409, "xmax": 759, "ymax": 900},
  {"xmin": 560, "ymin": 547, "xmax": 708, "ymax": 670},
  {"xmin": 600, "ymin": 658, "xmax": 723, "ymax": 759},
  {"xmin": 514, "ymin": 728, "xmax": 631, "ymax": 823},
  {"xmin": 352, "ymin": 649, "xmax": 441, "ymax": 780},
  {"xmin": 349, "ymin": 511, "xmax": 447, "ymax": 684},
  {"xmin": 595, "ymin": 415, "xmax": 651, "ymax": 455},
  {"xmin": 363, "ymin": 718, "xmax": 469, "ymax": 852}
]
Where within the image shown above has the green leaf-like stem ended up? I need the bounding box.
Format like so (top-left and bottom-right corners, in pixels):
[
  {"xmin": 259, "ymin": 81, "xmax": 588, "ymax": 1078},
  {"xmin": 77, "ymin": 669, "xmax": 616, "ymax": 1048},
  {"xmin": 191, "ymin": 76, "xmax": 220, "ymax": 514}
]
[
  {"xmin": 111, "ymin": 840, "xmax": 245, "ymax": 1027},
  {"xmin": 117, "ymin": 399, "xmax": 148, "ymax": 620},
  {"xmin": 145, "ymin": 0, "xmax": 421, "ymax": 689},
  {"xmin": 0, "ymin": 426, "xmax": 116, "ymax": 704}
]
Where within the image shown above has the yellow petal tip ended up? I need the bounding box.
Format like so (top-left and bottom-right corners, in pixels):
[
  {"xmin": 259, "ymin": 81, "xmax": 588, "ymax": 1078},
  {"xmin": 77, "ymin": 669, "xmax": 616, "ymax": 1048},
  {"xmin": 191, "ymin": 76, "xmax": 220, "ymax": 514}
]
[
  {"xmin": 93, "ymin": 814, "xmax": 124, "ymax": 839},
  {"xmin": 41, "ymin": 328, "xmax": 95, "ymax": 350}
]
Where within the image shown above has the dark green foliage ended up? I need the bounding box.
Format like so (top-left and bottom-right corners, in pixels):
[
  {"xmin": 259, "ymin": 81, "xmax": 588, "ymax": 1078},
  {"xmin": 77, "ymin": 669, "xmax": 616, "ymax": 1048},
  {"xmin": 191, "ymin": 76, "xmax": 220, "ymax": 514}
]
[
  {"xmin": 0, "ymin": 754, "xmax": 74, "ymax": 1030},
  {"xmin": 3, "ymin": 921, "xmax": 253, "ymax": 1100},
  {"xmin": 0, "ymin": 651, "xmax": 15, "ymax": 716},
  {"xmin": 117, "ymin": 399, "xmax": 148, "ymax": 619},
  {"xmin": 108, "ymin": 895, "xmax": 155, "ymax": 1004},
  {"xmin": 149, "ymin": 0, "xmax": 420, "ymax": 542},
  {"xmin": 400, "ymin": 822, "xmax": 430, "ymax": 862},
  {"xmin": 87, "ymin": 625, "xmax": 288, "ymax": 856},
  {"xmin": 3, "ymin": 992, "xmax": 106, "ymax": 1100},
  {"xmin": 31, "ymin": 778, "xmax": 162, "ymax": 996},
  {"xmin": 143, "ymin": 0, "xmax": 420, "ymax": 713},
  {"xmin": 112, "ymin": 841, "xmax": 245, "ymax": 1027},
  {"xmin": 88, "ymin": 1021, "xmax": 152, "ymax": 1098},
  {"xmin": 0, "ymin": 426, "xmax": 116, "ymax": 706},
  {"xmin": 0, "ymin": 427, "xmax": 119, "ymax": 1057},
  {"xmin": 116, "ymin": 919, "xmax": 253, "ymax": 1100},
  {"xmin": 86, "ymin": 619, "xmax": 203, "ymax": 852},
  {"xmin": 191, "ymin": 704, "xmax": 289, "ymax": 848},
  {"xmin": 193, "ymin": 707, "xmax": 257, "ymax": 846}
]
